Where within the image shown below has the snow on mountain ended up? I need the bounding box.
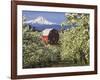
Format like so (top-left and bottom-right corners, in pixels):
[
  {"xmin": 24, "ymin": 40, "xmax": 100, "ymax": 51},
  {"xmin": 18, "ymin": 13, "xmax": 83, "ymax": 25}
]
[{"xmin": 23, "ymin": 16, "xmax": 56, "ymax": 25}]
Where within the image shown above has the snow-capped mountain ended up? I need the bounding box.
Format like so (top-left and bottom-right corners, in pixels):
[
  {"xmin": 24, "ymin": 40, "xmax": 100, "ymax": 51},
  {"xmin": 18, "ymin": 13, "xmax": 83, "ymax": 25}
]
[{"xmin": 23, "ymin": 16, "xmax": 56, "ymax": 25}]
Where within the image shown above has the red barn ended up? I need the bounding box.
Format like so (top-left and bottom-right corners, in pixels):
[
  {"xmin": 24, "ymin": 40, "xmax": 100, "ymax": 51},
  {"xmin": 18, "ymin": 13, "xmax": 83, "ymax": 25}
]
[{"xmin": 42, "ymin": 28, "xmax": 59, "ymax": 44}]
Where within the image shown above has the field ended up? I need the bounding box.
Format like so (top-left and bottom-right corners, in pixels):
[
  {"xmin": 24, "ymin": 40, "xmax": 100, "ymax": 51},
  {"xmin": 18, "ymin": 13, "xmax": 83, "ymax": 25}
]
[{"xmin": 22, "ymin": 13, "xmax": 90, "ymax": 68}]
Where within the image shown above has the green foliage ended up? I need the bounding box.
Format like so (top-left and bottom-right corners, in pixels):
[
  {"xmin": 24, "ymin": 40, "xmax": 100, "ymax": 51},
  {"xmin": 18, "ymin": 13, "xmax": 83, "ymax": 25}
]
[
  {"xmin": 60, "ymin": 13, "xmax": 90, "ymax": 65},
  {"xmin": 61, "ymin": 13, "xmax": 89, "ymax": 29},
  {"xmin": 60, "ymin": 26, "xmax": 89, "ymax": 64},
  {"xmin": 23, "ymin": 27, "xmax": 61, "ymax": 68}
]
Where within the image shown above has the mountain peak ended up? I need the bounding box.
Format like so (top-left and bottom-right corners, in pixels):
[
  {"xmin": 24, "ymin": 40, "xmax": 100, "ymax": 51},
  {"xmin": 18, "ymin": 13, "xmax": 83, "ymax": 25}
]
[
  {"xmin": 36, "ymin": 16, "xmax": 45, "ymax": 20},
  {"xmin": 32, "ymin": 16, "xmax": 56, "ymax": 25},
  {"xmin": 23, "ymin": 16, "xmax": 56, "ymax": 25}
]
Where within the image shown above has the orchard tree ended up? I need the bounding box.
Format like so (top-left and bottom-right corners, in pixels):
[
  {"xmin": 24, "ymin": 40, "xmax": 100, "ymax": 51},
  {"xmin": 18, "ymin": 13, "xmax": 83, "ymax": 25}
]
[{"xmin": 60, "ymin": 13, "xmax": 90, "ymax": 65}]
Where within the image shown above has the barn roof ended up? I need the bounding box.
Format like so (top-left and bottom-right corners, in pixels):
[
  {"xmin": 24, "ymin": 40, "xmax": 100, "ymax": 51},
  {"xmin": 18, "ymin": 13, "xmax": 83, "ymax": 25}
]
[{"xmin": 42, "ymin": 28, "xmax": 53, "ymax": 36}]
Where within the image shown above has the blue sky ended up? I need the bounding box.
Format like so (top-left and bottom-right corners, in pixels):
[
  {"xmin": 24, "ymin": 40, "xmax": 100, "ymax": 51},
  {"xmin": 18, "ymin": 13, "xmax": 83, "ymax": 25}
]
[{"xmin": 22, "ymin": 10, "xmax": 66, "ymax": 24}]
